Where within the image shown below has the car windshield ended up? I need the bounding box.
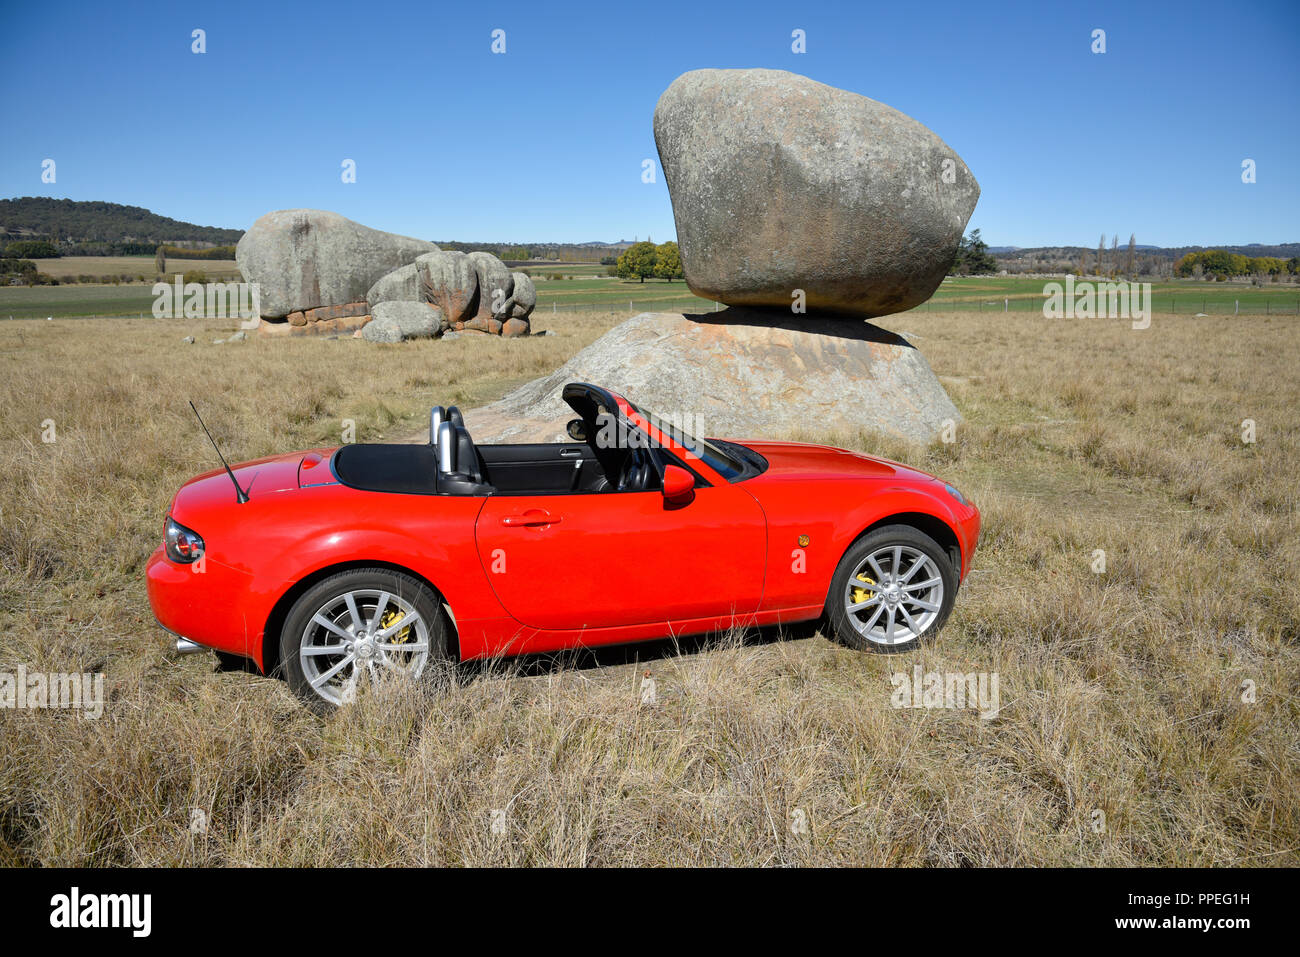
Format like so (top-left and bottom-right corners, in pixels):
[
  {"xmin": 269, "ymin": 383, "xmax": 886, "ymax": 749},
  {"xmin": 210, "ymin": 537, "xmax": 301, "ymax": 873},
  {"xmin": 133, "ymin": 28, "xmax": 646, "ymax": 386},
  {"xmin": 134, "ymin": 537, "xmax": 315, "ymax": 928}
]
[{"xmin": 624, "ymin": 399, "xmax": 749, "ymax": 480}]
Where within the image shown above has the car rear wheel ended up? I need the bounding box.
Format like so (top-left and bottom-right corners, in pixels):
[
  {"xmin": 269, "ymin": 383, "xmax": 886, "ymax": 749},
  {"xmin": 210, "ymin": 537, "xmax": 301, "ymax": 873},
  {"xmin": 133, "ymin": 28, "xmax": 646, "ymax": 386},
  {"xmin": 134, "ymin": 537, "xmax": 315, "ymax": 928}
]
[
  {"xmin": 280, "ymin": 568, "xmax": 452, "ymax": 712},
  {"xmin": 826, "ymin": 525, "xmax": 957, "ymax": 653}
]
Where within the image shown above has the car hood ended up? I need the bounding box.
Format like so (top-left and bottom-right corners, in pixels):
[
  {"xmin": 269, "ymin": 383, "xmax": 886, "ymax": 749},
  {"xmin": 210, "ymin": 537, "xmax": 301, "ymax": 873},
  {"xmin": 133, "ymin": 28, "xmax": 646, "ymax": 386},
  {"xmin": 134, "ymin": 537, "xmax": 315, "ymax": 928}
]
[{"xmin": 735, "ymin": 439, "xmax": 941, "ymax": 485}]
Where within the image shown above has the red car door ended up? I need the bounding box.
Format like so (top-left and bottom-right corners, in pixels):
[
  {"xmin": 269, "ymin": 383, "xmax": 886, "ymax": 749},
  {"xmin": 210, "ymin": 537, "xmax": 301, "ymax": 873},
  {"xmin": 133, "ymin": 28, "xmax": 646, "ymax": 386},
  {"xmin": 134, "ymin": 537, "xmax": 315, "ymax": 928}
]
[{"xmin": 474, "ymin": 484, "xmax": 767, "ymax": 631}]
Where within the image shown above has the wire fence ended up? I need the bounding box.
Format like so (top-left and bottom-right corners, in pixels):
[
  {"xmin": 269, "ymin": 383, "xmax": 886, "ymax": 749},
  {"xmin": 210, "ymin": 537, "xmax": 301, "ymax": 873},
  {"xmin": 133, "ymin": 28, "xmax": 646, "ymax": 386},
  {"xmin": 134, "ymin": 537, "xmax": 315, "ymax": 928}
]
[
  {"xmin": 912, "ymin": 295, "xmax": 1300, "ymax": 316},
  {"xmin": 536, "ymin": 295, "xmax": 1300, "ymax": 317}
]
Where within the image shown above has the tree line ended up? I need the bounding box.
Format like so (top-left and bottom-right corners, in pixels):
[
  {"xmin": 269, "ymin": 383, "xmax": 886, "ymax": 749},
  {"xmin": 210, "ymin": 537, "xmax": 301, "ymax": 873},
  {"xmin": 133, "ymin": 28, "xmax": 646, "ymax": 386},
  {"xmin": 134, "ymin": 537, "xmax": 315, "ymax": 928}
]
[
  {"xmin": 1, "ymin": 240, "xmax": 236, "ymax": 260},
  {"xmin": 615, "ymin": 241, "xmax": 683, "ymax": 282},
  {"xmin": 949, "ymin": 230, "xmax": 998, "ymax": 275},
  {"xmin": 1175, "ymin": 250, "xmax": 1299, "ymax": 279}
]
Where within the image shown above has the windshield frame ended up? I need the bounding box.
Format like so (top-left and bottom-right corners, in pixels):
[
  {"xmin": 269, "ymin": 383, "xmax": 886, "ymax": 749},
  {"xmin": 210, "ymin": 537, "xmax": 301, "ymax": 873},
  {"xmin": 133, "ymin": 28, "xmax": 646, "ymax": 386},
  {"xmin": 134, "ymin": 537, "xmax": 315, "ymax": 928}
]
[{"xmin": 620, "ymin": 397, "xmax": 763, "ymax": 483}]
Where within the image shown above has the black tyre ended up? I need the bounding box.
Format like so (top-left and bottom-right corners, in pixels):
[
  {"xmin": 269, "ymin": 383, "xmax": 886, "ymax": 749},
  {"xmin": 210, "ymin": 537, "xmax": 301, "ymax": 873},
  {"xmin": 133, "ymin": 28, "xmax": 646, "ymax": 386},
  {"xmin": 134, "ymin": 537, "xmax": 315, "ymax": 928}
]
[
  {"xmin": 279, "ymin": 567, "xmax": 452, "ymax": 712},
  {"xmin": 825, "ymin": 525, "xmax": 957, "ymax": 653}
]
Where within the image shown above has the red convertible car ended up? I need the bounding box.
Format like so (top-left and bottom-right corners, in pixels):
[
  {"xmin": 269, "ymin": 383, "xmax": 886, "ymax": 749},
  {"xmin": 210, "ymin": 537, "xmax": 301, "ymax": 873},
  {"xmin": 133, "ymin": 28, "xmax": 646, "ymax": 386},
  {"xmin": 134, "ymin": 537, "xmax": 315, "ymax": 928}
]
[{"xmin": 147, "ymin": 382, "xmax": 980, "ymax": 710}]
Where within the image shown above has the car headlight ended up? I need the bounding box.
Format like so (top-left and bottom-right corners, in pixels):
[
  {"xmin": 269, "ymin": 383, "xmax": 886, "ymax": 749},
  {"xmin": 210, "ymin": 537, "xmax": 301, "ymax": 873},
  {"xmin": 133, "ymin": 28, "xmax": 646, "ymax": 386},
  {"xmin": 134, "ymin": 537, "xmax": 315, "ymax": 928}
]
[
  {"xmin": 165, "ymin": 516, "xmax": 205, "ymax": 563},
  {"xmin": 943, "ymin": 483, "xmax": 968, "ymax": 506}
]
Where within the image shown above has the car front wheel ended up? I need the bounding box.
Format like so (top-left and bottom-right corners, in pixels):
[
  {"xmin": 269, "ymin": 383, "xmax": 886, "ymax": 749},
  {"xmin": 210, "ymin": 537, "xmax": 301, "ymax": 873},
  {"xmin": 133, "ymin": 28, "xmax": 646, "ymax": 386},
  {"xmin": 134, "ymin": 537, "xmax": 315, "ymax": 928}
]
[
  {"xmin": 826, "ymin": 525, "xmax": 957, "ymax": 653},
  {"xmin": 279, "ymin": 568, "xmax": 452, "ymax": 712}
]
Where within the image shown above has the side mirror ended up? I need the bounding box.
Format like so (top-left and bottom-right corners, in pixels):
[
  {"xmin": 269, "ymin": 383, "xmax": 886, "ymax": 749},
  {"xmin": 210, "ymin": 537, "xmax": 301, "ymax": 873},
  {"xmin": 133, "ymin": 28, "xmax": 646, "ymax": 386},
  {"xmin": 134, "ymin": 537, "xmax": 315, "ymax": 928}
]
[
  {"xmin": 566, "ymin": 418, "xmax": 588, "ymax": 442},
  {"xmin": 661, "ymin": 464, "xmax": 695, "ymax": 507}
]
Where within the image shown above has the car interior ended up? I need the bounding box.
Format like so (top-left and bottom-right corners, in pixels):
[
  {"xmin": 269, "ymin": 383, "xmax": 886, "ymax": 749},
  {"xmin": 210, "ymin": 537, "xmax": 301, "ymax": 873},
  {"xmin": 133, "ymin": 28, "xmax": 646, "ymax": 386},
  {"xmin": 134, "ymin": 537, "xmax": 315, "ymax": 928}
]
[{"xmin": 331, "ymin": 383, "xmax": 680, "ymax": 497}]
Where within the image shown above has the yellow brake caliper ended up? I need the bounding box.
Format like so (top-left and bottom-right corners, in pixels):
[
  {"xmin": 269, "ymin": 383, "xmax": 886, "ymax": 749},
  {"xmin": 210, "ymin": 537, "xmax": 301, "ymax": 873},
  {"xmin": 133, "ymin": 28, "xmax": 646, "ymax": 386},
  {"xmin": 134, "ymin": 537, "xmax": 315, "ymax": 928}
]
[
  {"xmin": 380, "ymin": 609, "xmax": 412, "ymax": 646},
  {"xmin": 851, "ymin": 572, "xmax": 877, "ymax": 605}
]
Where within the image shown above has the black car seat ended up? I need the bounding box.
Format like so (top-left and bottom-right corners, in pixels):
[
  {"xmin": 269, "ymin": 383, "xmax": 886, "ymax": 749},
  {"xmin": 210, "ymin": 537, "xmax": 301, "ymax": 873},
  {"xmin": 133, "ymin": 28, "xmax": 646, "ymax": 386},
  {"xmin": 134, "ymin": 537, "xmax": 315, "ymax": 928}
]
[
  {"xmin": 436, "ymin": 420, "xmax": 493, "ymax": 495},
  {"xmin": 455, "ymin": 427, "xmax": 484, "ymax": 484}
]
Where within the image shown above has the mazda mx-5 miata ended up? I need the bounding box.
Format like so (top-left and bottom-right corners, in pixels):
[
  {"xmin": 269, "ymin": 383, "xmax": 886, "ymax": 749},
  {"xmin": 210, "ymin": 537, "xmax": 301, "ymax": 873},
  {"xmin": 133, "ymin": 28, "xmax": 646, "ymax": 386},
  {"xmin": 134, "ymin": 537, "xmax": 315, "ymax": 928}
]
[{"xmin": 148, "ymin": 382, "xmax": 980, "ymax": 711}]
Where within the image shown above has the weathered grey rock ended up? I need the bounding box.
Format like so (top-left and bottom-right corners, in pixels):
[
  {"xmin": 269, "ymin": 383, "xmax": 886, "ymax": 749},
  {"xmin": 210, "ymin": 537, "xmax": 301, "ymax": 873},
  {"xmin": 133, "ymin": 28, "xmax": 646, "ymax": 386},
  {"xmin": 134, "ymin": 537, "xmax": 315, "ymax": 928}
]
[
  {"xmin": 228, "ymin": 330, "xmax": 249, "ymax": 343},
  {"xmin": 503, "ymin": 271, "xmax": 536, "ymax": 319},
  {"xmin": 417, "ymin": 250, "xmax": 479, "ymax": 323},
  {"xmin": 368, "ymin": 252, "xmax": 448, "ymax": 311},
  {"xmin": 463, "ymin": 309, "xmax": 960, "ymax": 444},
  {"xmin": 653, "ymin": 69, "xmax": 979, "ymax": 318},
  {"xmin": 466, "ymin": 252, "xmax": 514, "ymax": 320},
  {"xmin": 181, "ymin": 336, "xmax": 195, "ymax": 344},
  {"xmin": 365, "ymin": 262, "xmax": 419, "ymax": 309},
  {"xmin": 362, "ymin": 301, "xmax": 443, "ymax": 342},
  {"xmin": 236, "ymin": 209, "xmax": 438, "ymax": 318},
  {"xmin": 441, "ymin": 331, "xmax": 461, "ymax": 342},
  {"xmin": 361, "ymin": 318, "xmax": 404, "ymax": 343}
]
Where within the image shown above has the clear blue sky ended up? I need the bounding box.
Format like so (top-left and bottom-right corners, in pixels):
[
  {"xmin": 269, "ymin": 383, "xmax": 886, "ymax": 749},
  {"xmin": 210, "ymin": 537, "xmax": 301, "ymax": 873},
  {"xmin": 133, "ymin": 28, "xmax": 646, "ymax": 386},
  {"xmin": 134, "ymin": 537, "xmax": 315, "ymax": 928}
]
[{"xmin": 1, "ymin": 0, "xmax": 1295, "ymax": 248}]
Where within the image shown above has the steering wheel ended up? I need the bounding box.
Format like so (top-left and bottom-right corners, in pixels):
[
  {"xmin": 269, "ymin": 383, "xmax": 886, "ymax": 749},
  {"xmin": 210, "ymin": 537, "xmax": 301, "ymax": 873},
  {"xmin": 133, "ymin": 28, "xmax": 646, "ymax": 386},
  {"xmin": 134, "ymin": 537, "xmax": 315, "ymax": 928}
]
[{"xmin": 616, "ymin": 448, "xmax": 651, "ymax": 492}]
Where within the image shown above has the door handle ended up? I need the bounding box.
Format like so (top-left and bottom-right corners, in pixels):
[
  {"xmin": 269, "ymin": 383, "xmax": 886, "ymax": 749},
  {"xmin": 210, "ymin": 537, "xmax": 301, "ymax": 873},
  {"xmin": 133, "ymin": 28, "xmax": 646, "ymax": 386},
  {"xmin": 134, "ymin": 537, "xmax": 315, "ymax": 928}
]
[
  {"xmin": 501, "ymin": 510, "xmax": 560, "ymax": 527},
  {"xmin": 559, "ymin": 448, "xmax": 583, "ymax": 457}
]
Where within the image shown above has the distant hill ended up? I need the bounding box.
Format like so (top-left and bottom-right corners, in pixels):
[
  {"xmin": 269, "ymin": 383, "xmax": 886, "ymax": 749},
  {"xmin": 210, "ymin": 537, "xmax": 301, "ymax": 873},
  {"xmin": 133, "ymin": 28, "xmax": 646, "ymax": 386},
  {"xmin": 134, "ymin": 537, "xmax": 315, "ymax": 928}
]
[{"xmin": 0, "ymin": 198, "xmax": 243, "ymax": 246}]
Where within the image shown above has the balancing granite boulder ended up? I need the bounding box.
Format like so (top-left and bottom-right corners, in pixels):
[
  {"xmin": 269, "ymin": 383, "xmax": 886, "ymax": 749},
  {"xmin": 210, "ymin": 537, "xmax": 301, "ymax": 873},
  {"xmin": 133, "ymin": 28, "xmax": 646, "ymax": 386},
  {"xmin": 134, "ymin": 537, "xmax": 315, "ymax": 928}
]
[
  {"xmin": 653, "ymin": 69, "xmax": 980, "ymax": 318},
  {"xmin": 236, "ymin": 209, "xmax": 438, "ymax": 319}
]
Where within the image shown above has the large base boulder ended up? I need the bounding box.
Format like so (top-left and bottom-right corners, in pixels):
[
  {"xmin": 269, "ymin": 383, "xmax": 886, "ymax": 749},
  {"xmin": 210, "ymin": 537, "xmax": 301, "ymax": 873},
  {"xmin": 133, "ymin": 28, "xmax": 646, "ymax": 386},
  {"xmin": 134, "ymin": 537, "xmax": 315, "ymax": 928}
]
[
  {"xmin": 463, "ymin": 309, "xmax": 960, "ymax": 444},
  {"xmin": 237, "ymin": 209, "xmax": 438, "ymax": 319}
]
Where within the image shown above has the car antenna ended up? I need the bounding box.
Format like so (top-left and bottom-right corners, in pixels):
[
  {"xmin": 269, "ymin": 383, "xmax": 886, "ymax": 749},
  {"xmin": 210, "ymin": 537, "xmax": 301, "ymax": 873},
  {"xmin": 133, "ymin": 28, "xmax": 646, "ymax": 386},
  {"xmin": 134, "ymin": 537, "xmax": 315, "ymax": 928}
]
[{"xmin": 189, "ymin": 401, "xmax": 249, "ymax": 504}]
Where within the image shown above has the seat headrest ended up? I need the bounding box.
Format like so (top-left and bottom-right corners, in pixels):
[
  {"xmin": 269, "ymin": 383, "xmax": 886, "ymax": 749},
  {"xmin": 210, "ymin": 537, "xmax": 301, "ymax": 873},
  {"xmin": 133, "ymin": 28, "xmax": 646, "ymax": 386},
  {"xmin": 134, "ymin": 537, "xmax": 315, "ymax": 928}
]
[
  {"xmin": 436, "ymin": 421, "xmax": 455, "ymax": 473},
  {"xmin": 430, "ymin": 406, "xmax": 445, "ymax": 446}
]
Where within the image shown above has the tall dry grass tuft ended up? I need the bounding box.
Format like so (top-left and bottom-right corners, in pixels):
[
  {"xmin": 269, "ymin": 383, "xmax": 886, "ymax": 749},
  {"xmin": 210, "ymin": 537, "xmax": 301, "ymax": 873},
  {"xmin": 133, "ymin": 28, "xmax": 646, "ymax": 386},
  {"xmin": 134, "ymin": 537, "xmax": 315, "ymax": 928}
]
[{"xmin": 0, "ymin": 309, "xmax": 1296, "ymax": 865}]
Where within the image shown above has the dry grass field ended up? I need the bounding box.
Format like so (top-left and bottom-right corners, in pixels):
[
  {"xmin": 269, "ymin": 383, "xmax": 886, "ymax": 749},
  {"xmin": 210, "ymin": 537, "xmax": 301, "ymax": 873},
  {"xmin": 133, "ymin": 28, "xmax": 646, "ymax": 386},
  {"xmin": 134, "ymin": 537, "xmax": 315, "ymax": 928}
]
[
  {"xmin": 28, "ymin": 256, "xmax": 243, "ymax": 281},
  {"xmin": 0, "ymin": 308, "xmax": 1296, "ymax": 866}
]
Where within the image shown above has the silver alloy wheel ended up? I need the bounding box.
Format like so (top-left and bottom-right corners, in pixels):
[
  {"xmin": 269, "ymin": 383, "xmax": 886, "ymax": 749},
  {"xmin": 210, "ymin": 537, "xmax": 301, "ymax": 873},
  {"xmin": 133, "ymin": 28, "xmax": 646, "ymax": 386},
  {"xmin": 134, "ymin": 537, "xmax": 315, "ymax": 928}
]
[
  {"xmin": 844, "ymin": 544, "xmax": 945, "ymax": 646},
  {"xmin": 299, "ymin": 588, "xmax": 431, "ymax": 706}
]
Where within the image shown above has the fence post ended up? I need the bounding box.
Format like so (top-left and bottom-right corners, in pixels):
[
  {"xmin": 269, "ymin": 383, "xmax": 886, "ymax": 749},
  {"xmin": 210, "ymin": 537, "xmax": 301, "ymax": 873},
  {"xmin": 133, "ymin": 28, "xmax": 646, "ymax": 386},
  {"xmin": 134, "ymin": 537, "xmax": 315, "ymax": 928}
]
[
  {"xmin": 1234, "ymin": 299, "xmax": 1238, "ymax": 315},
  {"xmin": 1004, "ymin": 298, "xmax": 1008, "ymax": 312}
]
